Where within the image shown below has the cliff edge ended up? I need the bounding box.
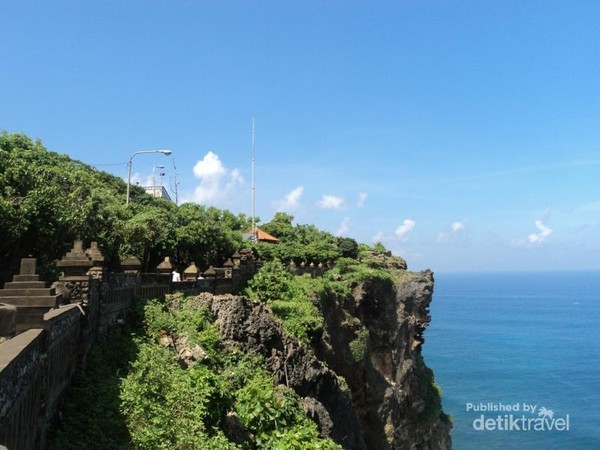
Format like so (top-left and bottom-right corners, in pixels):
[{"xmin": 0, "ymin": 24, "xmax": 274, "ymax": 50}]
[
  {"xmin": 315, "ymin": 269, "xmax": 452, "ymax": 449},
  {"xmin": 195, "ymin": 262, "xmax": 451, "ymax": 449}
]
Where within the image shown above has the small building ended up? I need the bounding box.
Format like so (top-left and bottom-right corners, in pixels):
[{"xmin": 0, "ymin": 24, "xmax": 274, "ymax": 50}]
[
  {"xmin": 243, "ymin": 227, "xmax": 279, "ymax": 243},
  {"xmin": 144, "ymin": 185, "xmax": 172, "ymax": 201}
]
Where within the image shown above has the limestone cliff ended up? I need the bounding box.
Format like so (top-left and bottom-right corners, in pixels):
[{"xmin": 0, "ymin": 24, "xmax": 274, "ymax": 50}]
[
  {"xmin": 314, "ymin": 269, "xmax": 452, "ymax": 449},
  {"xmin": 194, "ymin": 264, "xmax": 451, "ymax": 449},
  {"xmin": 194, "ymin": 293, "xmax": 366, "ymax": 449}
]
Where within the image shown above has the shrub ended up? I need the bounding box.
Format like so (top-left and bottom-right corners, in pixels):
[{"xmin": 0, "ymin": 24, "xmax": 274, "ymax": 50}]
[
  {"xmin": 348, "ymin": 327, "xmax": 370, "ymax": 363},
  {"xmin": 235, "ymin": 373, "xmax": 342, "ymax": 449},
  {"xmin": 245, "ymin": 265, "xmax": 323, "ymax": 344},
  {"xmin": 120, "ymin": 294, "xmax": 341, "ymax": 450}
]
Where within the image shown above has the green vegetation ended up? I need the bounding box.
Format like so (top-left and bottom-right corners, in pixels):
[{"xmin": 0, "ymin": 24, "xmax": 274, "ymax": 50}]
[
  {"xmin": 128, "ymin": 295, "xmax": 341, "ymax": 449},
  {"xmin": 332, "ymin": 256, "xmax": 392, "ymax": 285},
  {"xmin": 49, "ymin": 295, "xmax": 342, "ymax": 449},
  {"xmin": 244, "ymin": 241, "xmax": 407, "ymax": 346},
  {"xmin": 0, "ymin": 132, "xmax": 398, "ymax": 285},
  {"xmin": 7, "ymin": 131, "xmax": 447, "ymax": 447},
  {"xmin": 348, "ymin": 327, "xmax": 369, "ymax": 363},
  {"xmin": 0, "ymin": 132, "xmax": 127, "ymax": 279},
  {"xmin": 47, "ymin": 327, "xmax": 136, "ymax": 450},
  {"xmin": 251, "ymin": 212, "xmax": 358, "ymax": 265},
  {"xmin": 0, "ymin": 132, "xmax": 251, "ymax": 282},
  {"xmin": 413, "ymin": 354, "xmax": 447, "ymax": 429},
  {"xmin": 245, "ymin": 261, "xmax": 324, "ymax": 344}
]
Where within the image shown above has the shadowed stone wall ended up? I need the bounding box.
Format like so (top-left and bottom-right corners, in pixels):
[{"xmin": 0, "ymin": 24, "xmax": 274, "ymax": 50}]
[{"xmin": 0, "ymin": 243, "xmax": 259, "ymax": 450}]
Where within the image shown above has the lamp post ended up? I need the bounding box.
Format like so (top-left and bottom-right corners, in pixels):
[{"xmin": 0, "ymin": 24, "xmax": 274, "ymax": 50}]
[
  {"xmin": 153, "ymin": 165, "xmax": 165, "ymax": 189},
  {"xmin": 126, "ymin": 149, "xmax": 172, "ymax": 206},
  {"xmin": 152, "ymin": 165, "xmax": 166, "ymax": 199}
]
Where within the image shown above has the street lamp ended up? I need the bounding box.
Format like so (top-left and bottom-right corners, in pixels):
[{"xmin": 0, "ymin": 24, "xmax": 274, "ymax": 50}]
[
  {"xmin": 153, "ymin": 165, "xmax": 165, "ymax": 188},
  {"xmin": 126, "ymin": 149, "xmax": 172, "ymax": 206}
]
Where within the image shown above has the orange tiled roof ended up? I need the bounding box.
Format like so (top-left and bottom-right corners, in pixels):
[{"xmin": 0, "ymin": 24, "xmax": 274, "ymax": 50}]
[{"xmin": 250, "ymin": 227, "xmax": 279, "ymax": 242}]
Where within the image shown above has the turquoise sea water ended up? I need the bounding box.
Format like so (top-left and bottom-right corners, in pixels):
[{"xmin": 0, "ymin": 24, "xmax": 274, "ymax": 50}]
[{"xmin": 422, "ymin": 271, "xmax": 600, "ymax": 450}]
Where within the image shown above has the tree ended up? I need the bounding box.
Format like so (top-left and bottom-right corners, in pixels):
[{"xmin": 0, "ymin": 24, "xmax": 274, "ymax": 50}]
[
  {"xmin": 0, "ymin": 132, "xmax": 251, "ymax": 282},
  {"xmin": 0, "ymin": 132, "xmax": 129, "ymax": 279},
  {"xmin": 122, "ymin": 204, "xmax": 177, "ymax": 271},
  {"xmin": 261, "ymin": 212, "xmax": 295, "ymax": 240},
  {"xmin": 337, "ymin": 237, "xmax": 359, "ymax": 259},
  {"xmin": 254, "ymin": 214, "xmax": 341, "ymax": 264},
  {"xmin": 174, "ymin": 203, "xmax": 248, "ymax": 270}
]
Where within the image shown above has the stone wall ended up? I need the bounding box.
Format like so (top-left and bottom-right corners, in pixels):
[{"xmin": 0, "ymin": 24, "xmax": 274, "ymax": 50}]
[
  {"xmin": 288, "ymin": 260, "xmax": 331, "ymax": 278},
  {"xmin": 0, "ymin": 330, "xmax": 45, "ymax": 450},
  {"xmin": 0, "ymin": 289, "xmax": 120, "ymax": 449},
  {"xmin": 0, "ymin": 243, "xmax": 259, "ymax": 450}
]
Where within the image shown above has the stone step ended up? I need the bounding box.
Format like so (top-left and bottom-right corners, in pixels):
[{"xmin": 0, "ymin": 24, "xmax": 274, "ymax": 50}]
[
  {"xmin": 0, "ymin": 296, "xmax": 61, "ymax": 307},
  {"xmin": 12, "ymin": 275, "xmax": 40, "ymax": 282},
  {"xmin": 57, "ymin": 260, "xmax": 92, "ymax": 267},
  {"xmin": 3, "ymin": 281, "xmax": 46, "ymax": 290},
  {"xmin": 0, "ymin": 288, "xmax": 55, "ymax": 297}
]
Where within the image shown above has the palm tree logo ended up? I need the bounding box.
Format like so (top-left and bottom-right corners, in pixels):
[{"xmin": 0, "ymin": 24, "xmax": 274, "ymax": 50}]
[{"xmin": 538, "ymin": 406, "xmax": 554, "ymax": 420}]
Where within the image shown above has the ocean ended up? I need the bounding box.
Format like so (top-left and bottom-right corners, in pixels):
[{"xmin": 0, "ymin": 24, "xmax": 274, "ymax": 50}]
[{"xmin": 422, "ymin": 271, "xmax": 600, "ymax": 450}]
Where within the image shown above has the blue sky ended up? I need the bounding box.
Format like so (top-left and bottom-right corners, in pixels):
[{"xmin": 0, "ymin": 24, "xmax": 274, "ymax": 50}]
[{"xmin": 1, "ymin": 1, "xmax": 599, "ymax": 272}]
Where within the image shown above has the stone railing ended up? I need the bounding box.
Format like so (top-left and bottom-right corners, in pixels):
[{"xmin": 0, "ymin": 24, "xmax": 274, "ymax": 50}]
[
  {"xmin": 288, "ymin": 260, "xmax": 332, "ymax": 278},
  {"xmin": 0, "ymin": 329, "xmax": 45, "ymax": 450},
  {"xmin": 0, "ymin": 241, "xmax": 259, "ymax": 450}
]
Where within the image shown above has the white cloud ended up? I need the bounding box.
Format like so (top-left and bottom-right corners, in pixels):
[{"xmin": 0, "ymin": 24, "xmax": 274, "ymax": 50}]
[
  {"xmin": 439, "ymin": 221, "xmax": 466, "ymax": 242},
  {"xmin": 229, "ymin": 168, "xmax": 243, "ymax": 184},
  {"xmin": 395, "ymin": 219, "xmax": 416, "ymax": 241},
  {"xmin": 318, "ymin": 195, "xmax": 344, "ymax": 210},
  {"xmin": 193, "ymin": 151, "xmax": 226, "ymax": 178},
  {"xmin": 371, "ymin": 231, "xmax": 384, "ymax": 243},
  {"xmin": 451, "ymin": 221, "xmax": 465, "ymax": 232},
  {"xmin": 275, "ymin": 186, "xmax": 304, "ymax": 211},
  {"xmin": 527, "ymin": 220, "xmax": 553, "ymax": 245},
  {"xmin": 336, "ymin": 217, "xmax": 351, "ymax": 236},
  {"xmin": 357, "ymin": 192, "xmax": 368, "ymax": 207},
  {"xmin": 512, "ymin": 220, "xmax": 554, "ymax": 247},
  {"xmin": 189, "ymin": 151, "xmax": 243, "ymax": 205}
]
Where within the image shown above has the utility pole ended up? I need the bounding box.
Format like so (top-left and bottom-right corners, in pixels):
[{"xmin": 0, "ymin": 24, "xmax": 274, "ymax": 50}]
[
  {"xmin": 171, "ymin": 157, "xmax": 180, "ymax": 205},
  {"xmin": 251, "ymin": 118, "xmax": 256, "ymax": 239}
]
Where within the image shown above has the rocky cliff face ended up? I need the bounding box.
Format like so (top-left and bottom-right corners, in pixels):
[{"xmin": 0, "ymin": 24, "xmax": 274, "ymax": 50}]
[
  {"xmin": 194, "ymin": 293, "xmax": 367, "ymax": 449},
  {"xmin": 315, "ymin": 269, "xmax": 452, "ymax": 449},
  {"xmin": 194, "ymin": 267, "xmax": 451, "ymax": 450}
]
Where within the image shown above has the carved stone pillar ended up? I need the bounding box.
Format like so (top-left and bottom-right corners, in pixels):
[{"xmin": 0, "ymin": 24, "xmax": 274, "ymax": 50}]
[
  {"xmin": 156, "ymin": 256, "xmax": 174, "ymax": 274},
  {"xmin": 85, "ymin": 241, "xmax": 106, "ymax": 280},
  {"xmin": 223, "ymin": 259, "xmax": 234, "ymax": 279},
  {"xmin": 183, "ymin": 262, "xmax": 199, "ymax": 281},
  {"xmin": 57, "ymin": 240, "xmax": 93, "ymax": 305},
  {"xmin": 120, "ymin": 256, "xmax": 142, "ymax": 274}
]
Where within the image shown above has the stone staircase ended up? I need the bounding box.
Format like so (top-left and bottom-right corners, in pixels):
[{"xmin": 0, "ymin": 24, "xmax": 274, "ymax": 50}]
[{"xmin": 0, "ymin": 258, "xmax": 62, "ymax": 334}]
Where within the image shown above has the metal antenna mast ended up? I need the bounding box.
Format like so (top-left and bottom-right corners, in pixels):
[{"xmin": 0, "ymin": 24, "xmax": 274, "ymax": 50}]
[
  {"xmin": 251, "ymin": 118, "xmax": 256, "ymax": 238},
  {"xmin": 170, "ymin": 157, "xmax": 180, "ymax": 205}
]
